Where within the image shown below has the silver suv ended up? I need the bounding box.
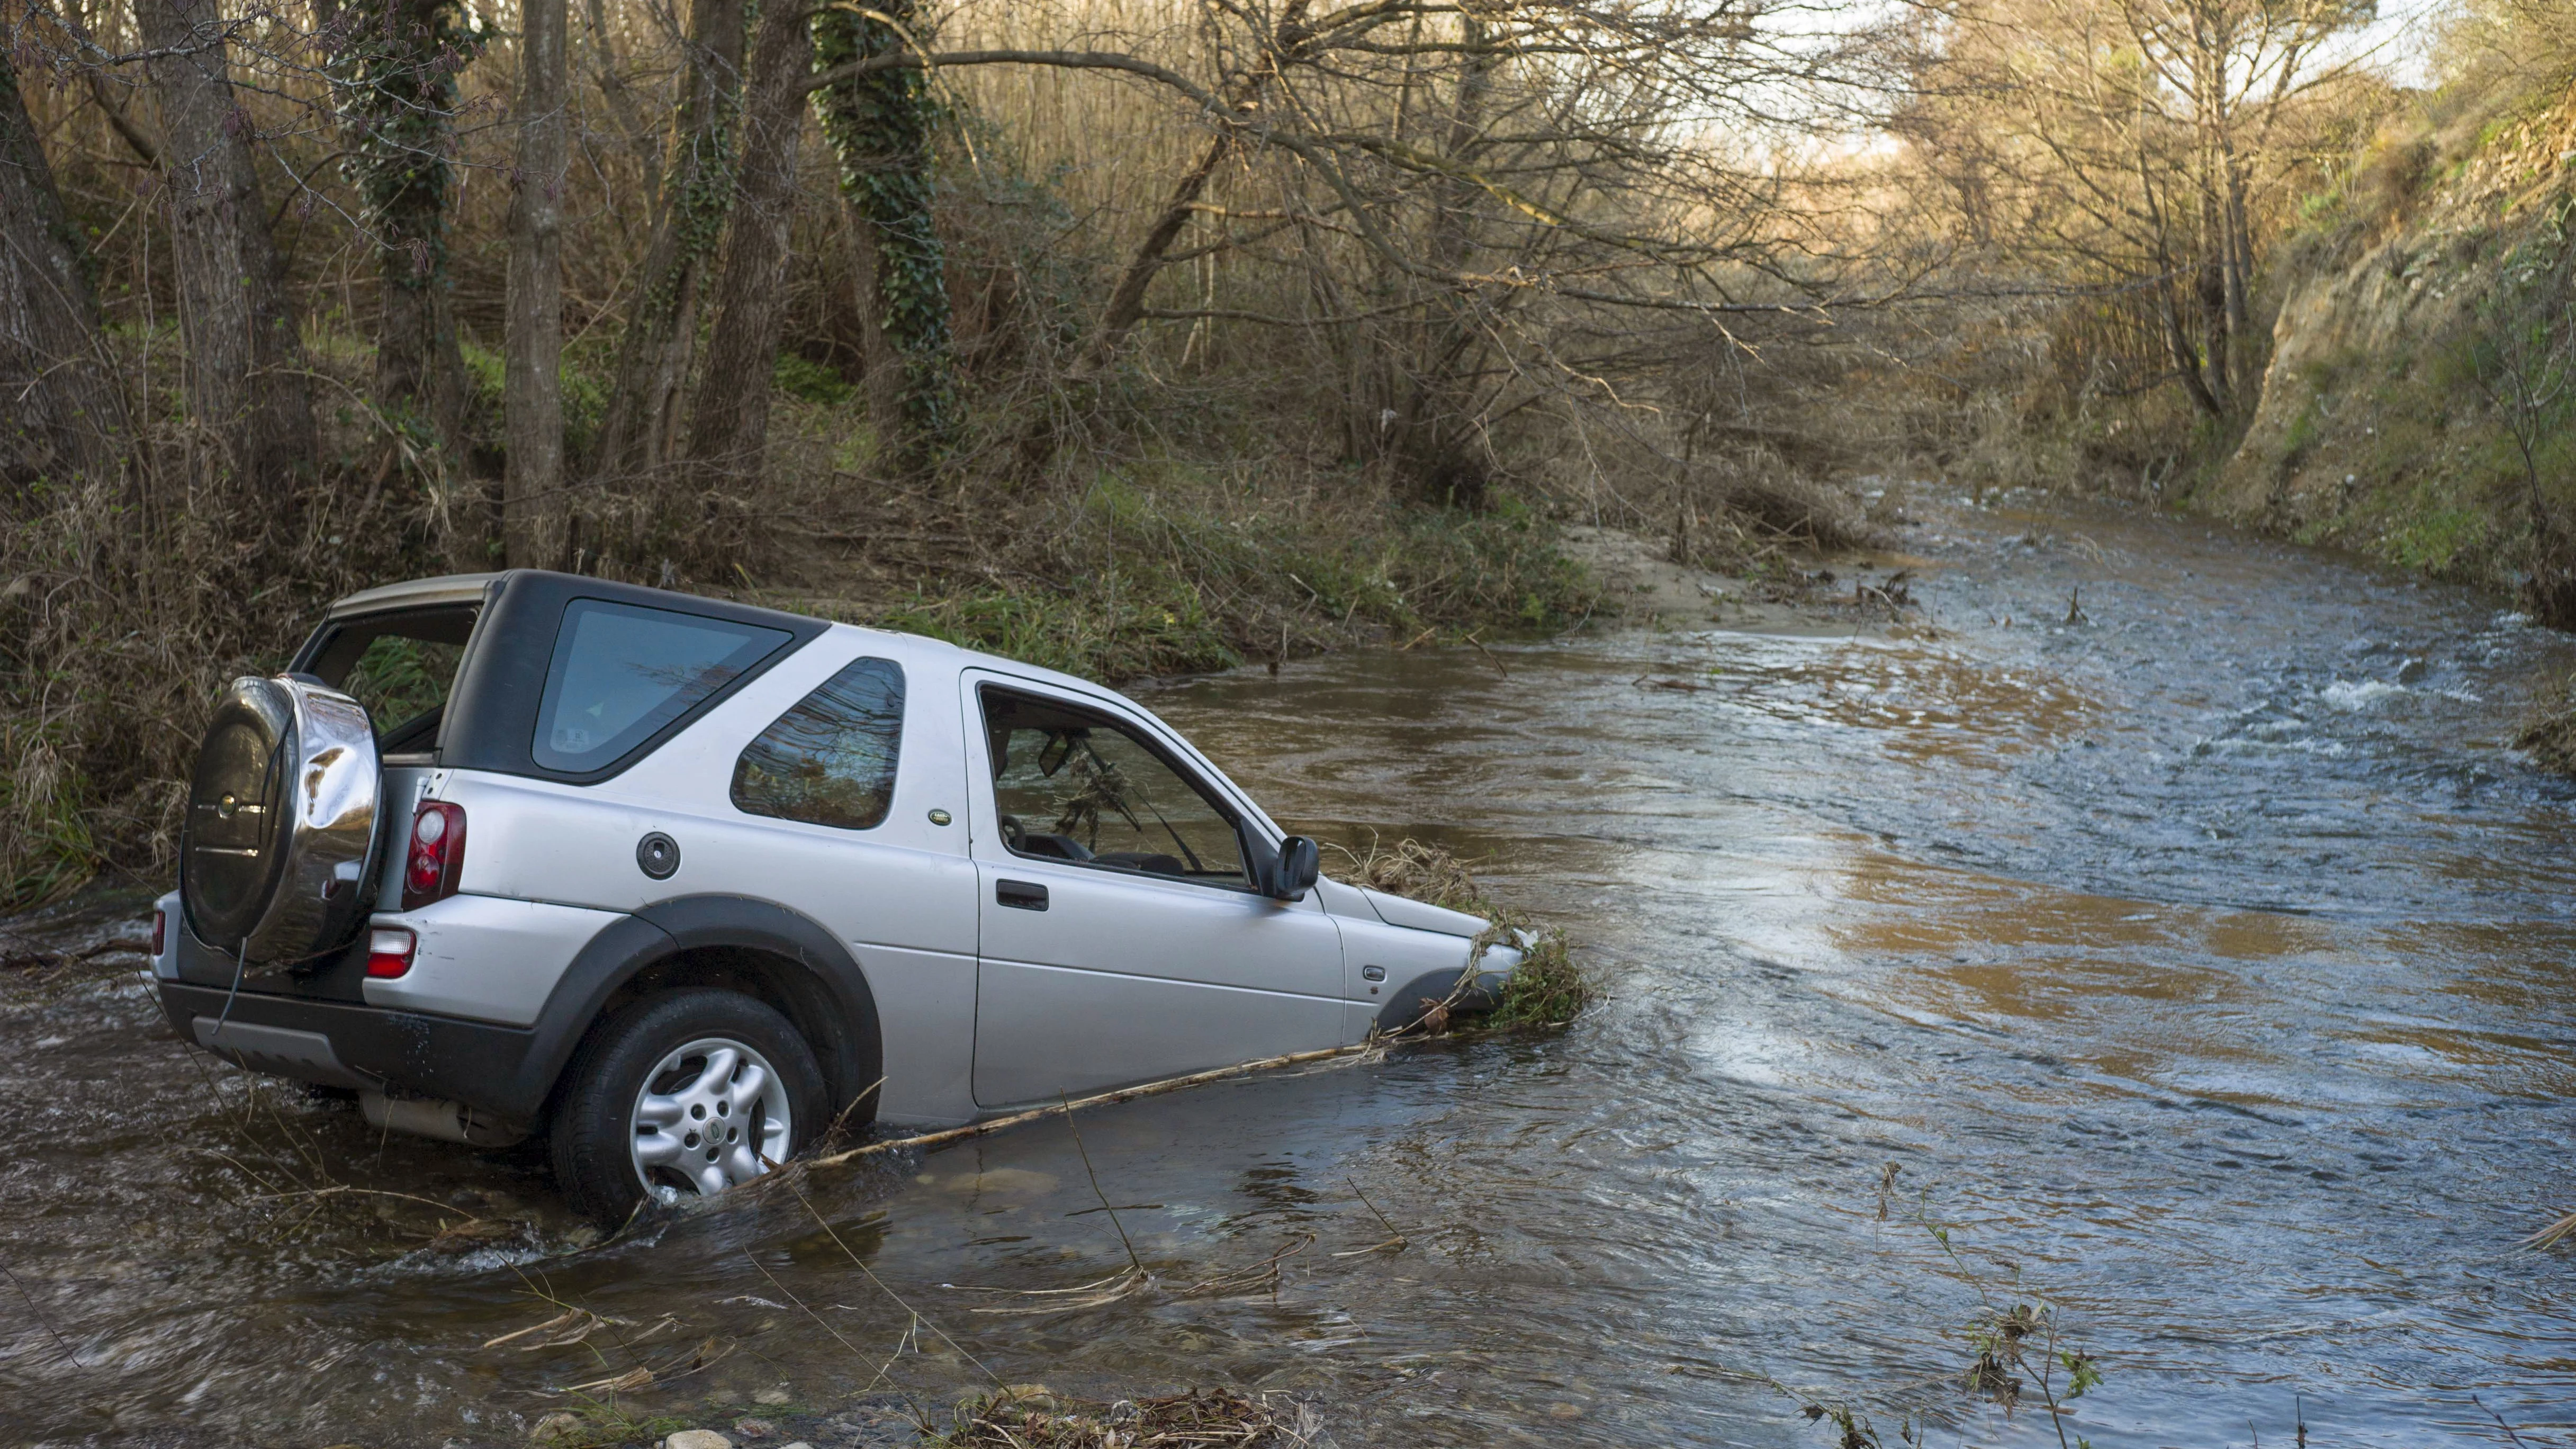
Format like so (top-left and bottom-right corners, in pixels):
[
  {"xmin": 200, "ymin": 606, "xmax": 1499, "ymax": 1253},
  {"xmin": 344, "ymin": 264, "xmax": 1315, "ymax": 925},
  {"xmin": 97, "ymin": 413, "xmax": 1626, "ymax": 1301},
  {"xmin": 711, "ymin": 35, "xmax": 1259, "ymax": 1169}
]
[{"xmin": 154, "ymin": 571, "xmax": 1518, "ymax": 1221}]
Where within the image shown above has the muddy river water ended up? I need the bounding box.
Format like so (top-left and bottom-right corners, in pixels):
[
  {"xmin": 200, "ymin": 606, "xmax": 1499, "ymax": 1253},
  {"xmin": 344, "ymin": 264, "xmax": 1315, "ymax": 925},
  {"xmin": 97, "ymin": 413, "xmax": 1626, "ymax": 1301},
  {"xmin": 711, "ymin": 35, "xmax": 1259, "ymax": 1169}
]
[{"xmin": 6, "ymin": 491, "xmax": 2576, "ymax": 1447}]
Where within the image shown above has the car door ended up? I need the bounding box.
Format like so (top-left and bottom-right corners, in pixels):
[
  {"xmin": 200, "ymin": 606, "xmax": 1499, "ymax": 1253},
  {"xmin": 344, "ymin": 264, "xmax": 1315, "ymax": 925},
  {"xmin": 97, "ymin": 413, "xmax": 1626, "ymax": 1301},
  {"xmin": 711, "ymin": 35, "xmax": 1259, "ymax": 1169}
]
[{"xmin": 960, "ymin": 671, "xmax": 1347, "ymax": 1108}]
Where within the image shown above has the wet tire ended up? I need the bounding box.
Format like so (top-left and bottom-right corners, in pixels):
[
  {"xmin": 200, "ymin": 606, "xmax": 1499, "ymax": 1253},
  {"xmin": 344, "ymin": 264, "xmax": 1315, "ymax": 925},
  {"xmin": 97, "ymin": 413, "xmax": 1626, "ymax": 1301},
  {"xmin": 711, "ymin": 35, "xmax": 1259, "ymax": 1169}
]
[{"xmin": 548, "ymin": 990, "xmax": 823, "ymax": 1226}]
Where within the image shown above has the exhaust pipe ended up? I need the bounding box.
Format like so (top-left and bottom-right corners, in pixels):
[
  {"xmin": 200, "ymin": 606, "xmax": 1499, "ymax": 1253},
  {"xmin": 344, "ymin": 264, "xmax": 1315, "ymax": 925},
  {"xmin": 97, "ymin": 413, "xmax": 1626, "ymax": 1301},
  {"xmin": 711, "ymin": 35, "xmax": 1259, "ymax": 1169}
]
[{"xmin": 361, "ymin": 1091, "xmax": 529, "ymax": 1147}]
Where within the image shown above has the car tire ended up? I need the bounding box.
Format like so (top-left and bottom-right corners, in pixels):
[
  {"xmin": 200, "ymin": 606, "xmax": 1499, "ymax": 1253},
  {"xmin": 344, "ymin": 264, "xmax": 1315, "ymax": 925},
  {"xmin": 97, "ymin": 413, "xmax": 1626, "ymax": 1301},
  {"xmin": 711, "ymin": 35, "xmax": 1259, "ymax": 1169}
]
[{"xmin": 549, "ymin": 989, "xmax": 824, "ymax": 1225}]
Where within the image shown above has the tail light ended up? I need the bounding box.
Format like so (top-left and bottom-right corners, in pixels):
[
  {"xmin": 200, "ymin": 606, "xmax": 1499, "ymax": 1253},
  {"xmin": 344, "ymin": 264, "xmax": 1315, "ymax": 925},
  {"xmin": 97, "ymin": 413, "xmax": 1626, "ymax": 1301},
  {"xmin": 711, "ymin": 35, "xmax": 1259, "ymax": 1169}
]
[
  {"xmin": 365, "ymin": 926, "xmax": 418, "ymax": 978},
  {"xmin": 151, "ymin": 908, "xmax": 167, "ymax": 957},
  {"xmin": 401, "ymin": 802, "xmax": 467, "ymax": 911}
]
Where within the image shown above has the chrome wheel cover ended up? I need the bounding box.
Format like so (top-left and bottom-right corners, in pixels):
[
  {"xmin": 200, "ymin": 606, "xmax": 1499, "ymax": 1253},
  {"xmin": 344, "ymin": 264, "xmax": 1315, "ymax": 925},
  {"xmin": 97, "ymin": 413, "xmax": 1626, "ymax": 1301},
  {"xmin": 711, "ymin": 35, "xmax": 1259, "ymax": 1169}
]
[{"xmin": 629, "ymin": 1037, "xmax": 792, "ymax": 1203}]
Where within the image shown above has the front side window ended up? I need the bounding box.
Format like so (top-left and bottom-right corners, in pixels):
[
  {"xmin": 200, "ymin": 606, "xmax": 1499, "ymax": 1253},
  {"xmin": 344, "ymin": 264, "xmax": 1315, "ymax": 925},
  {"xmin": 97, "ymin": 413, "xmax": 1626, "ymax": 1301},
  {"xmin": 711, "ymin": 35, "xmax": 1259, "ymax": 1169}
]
[
  {"xmin": 732, "ymin": 657, "xmax": 905, "ymax": 830},
  {"xmin": 534, "ymin": 600, "xmax": 792, "ymax": 772},
  {"xmin": 982, "ymin": 688, "xmax": 1247, "ymax": 885}
]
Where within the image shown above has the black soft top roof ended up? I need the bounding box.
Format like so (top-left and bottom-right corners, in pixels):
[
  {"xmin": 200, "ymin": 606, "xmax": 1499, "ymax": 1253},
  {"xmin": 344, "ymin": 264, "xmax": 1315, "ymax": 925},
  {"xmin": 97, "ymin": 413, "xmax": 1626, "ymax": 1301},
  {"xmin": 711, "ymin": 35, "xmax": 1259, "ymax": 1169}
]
[{"xmin": 299, "ymin": 570, "xmax": 829, "ymax": 784}]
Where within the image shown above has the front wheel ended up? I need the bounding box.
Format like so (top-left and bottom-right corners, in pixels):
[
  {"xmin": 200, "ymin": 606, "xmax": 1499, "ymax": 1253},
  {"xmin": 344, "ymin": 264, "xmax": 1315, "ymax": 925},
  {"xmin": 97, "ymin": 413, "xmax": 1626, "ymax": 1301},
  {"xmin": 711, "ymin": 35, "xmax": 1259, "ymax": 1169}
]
[{"xmin": 550, "ymin": 989, "xmax": 823, "ymax": 1224}]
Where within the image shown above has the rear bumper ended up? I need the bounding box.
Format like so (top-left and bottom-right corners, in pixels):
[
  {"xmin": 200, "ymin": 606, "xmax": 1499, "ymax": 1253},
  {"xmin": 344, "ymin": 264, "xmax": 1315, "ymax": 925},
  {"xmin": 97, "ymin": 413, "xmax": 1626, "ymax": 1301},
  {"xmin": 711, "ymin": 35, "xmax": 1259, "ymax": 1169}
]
[{"xmin": 156, "ymin": 981, "xmax": 547, "ymax": 1121}]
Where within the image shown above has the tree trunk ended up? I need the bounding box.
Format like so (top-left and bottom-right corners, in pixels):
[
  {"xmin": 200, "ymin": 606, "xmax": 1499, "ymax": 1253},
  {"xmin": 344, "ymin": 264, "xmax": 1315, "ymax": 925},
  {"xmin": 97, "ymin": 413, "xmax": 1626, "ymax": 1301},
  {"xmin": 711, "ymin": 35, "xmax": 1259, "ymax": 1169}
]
[
  {"xmin": 339, "ymin": 0, "xmax": 472, "ymax": 453},
  {"xmin": 838, "ymin": 198, "xmax": 903, "ymax": 443},
  {"xmin": 1393, "ymin": 21, "xmax": 1495, "ymax": 506},
  {"xmin": 0, "ymin": 49, "xmax": 129, "ymax": 487},
  {"xmin": 2161, "ymin": 280, "xmax": 2222, "ymax": 419},
  {"xmin": 2133, "ymin": 125, "xmax": 2219, "ymax": 419},
  {"xmin": 1091, "ymin": 0, "xmax": 1313, "ymax": 359},
  {"xmin": 1092, "ymin": 135, "xmax": 1232, "ymax": 362},
  {"xmin": 683, "ymin": 0, "xmax": 812, "ymax": 497},
  {"xmin": 590, "ymin": 0, "xmax": 749, "ymax": 486},
  {"xmin": 137, "ymin": 0, "xmax": 315, "ymax": 498},
  {"xmin": 814, "ymin": 0, "xmax": 953, "ymax": 467},
  {"xmin": 505, "ymin": 0, "xmax": 569, "ymax": 566},
  {"xmin": 2219, "ymin": 135, "xmax": 2254, "ymax": 389}
]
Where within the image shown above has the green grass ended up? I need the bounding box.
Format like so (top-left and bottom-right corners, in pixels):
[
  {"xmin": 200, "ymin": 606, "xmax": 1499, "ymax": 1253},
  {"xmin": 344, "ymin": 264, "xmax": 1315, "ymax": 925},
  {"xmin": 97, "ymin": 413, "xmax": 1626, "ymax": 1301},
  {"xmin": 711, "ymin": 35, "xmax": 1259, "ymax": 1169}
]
[
  {"xmin": 774, "ymin": 353, "xmax": 855, "ymax": 406},
  {"xmin": 0, "ymin": 719, "xmax": 99, "ymax": 914},
  {"xmin": 2383, "ymin": 504, "xmax": 2489, "ymax": 573},
  {"xmin": 831, "ymin": 466, "xmax": 1596, "ymax": 685}
]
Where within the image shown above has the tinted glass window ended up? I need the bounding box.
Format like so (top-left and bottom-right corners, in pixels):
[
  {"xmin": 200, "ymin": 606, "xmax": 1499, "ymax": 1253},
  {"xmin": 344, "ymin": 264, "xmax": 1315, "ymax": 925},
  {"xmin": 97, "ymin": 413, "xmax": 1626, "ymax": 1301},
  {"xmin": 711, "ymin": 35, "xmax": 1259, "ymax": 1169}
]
[
  {"xmin": 732, "ymin": 658, "xmax": 905, "ymax": 830},
  {"xmin": 984, "ymin": 690, "xmax": 1246, "ymax": 885},
  {"xmin": 533, "ymin": 600, "xmax": 792, "ymax": 771}
]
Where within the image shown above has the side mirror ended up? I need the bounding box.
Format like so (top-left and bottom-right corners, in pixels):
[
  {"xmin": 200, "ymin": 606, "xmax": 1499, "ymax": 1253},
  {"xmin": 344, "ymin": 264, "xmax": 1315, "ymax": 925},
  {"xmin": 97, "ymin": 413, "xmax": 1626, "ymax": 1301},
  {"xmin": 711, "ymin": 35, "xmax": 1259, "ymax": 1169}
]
[{"xmin": 1269, "ymin": 835, "xmax": 1320, "ymax": 901}]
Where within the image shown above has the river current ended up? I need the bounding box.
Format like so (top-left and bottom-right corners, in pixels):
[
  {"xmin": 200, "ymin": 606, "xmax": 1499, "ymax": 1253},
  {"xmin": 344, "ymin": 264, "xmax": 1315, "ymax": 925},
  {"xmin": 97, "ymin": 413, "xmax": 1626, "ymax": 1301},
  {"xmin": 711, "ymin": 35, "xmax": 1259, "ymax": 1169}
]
[{"xmin": 4, "ymin": 490, "xmax": 2573, "ymax": 1446}]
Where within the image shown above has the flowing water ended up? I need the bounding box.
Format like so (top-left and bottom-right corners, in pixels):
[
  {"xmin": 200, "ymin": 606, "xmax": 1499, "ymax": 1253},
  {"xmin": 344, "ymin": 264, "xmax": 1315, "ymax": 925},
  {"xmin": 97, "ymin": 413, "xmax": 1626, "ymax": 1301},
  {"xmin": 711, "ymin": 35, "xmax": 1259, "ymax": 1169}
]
[{"xmin": 7, "ymin": 490, "xmax": 2576, "ymax": 1447}]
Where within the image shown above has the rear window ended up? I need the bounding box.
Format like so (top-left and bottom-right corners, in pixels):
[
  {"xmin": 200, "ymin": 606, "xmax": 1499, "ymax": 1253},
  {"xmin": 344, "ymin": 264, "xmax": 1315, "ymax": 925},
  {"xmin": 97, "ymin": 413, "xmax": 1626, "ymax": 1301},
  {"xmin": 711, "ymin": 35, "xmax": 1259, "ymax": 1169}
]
[
  {"xmin": 731, "ymin": 658, "xmax": 905, "ymax": 829},
  {"xmin": 304, "ymin": 605, "xmax": 479, "ymax": 754},
  {"xmin": 533, "ymin": 600, "xmax": 792, "ymax": 772}
]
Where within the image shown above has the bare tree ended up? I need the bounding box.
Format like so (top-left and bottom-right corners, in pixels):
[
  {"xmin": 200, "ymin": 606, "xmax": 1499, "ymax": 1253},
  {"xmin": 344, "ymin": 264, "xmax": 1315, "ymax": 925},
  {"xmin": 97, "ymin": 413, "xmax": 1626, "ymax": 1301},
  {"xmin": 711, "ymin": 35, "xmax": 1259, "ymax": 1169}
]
[
  {"xmin": 681, "ymin": 0, "xmax": 813, "ymax": 497},
  {"xmin": 590, "ymin": 0, "xmax": 749, "ymax": 485},
  {"xmin": 334, "ymin": 0, "xmax": 479, "ymax": 457},
  {"xmin": 2472, "ymin": 246, "xmax": 2576, "ymax": 624},
  {"xmin": 506, "ymin": 0, "xmax": 570, "ymax": 564},
  {"xmin": 797, "ymin": 0, "xmax": 1881, "ymax": 492},
  {"xmin": 1904, "ymin": 0, "xmax": 2370, "ymax": 417},
  {"xmin": 0, "ymin": 46, "xmax": 128, "ymax": 487},
  {"xmin": 814, "ymin": 0, "xmax": 953, "ymax": 469},
  {"xmin": 137, "ymin": 0, "xmax": 317, "ymax": 496}
]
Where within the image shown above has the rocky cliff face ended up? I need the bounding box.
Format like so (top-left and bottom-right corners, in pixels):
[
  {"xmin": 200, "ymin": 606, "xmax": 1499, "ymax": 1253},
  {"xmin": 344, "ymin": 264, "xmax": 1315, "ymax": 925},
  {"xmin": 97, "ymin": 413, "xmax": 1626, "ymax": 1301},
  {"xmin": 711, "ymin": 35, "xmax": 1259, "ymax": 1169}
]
[{"xmin": 2208, "ymin": 86, "xmax": 2576, "ymax": 594}]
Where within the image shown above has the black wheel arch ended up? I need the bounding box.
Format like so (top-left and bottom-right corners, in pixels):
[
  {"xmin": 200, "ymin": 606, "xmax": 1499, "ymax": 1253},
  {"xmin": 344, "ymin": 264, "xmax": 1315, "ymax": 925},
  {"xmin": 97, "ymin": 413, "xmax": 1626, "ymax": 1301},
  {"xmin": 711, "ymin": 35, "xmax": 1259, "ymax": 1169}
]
[{"xmin": 511, "ymin": 895, "xmax": 884, "ymax": 1128}]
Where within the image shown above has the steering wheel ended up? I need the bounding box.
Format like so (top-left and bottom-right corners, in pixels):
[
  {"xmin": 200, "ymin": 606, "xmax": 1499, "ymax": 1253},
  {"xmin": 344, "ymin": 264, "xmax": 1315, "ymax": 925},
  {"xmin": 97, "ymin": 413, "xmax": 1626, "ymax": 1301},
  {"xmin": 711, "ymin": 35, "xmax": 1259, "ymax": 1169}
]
[{"xmin": 998, "ymin": 814, "xmax": 1026, "ymax": 850}]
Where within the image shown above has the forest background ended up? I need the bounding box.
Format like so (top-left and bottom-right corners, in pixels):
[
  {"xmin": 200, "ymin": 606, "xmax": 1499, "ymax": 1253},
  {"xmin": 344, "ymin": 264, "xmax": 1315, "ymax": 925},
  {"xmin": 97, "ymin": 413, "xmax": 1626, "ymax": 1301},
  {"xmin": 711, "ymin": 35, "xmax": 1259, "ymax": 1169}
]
[{"xmin": 1, "ymin": 0, "xmax": 2570, "ymax": 905}]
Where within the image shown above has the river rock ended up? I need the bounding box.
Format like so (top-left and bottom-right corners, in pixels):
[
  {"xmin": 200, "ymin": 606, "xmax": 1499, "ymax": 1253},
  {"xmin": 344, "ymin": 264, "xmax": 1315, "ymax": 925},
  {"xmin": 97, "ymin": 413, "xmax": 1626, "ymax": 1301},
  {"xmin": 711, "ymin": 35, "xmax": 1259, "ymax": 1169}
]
[
  {"xmin": 732, "ymin": 1418, "xmax": 776, "ymax": 1438},
  {"xmin": 661, "ymin": 1433, "xmax": 733, "ymax": 1449},
  {"xmin": 528, "ymin": 1412, "xmax": 583, "ymax": 1444}
]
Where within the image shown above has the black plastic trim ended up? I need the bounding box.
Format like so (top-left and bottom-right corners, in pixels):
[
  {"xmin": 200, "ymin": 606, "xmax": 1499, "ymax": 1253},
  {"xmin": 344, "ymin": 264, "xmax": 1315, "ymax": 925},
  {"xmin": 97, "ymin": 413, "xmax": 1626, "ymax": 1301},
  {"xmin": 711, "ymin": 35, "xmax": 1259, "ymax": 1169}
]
[
  {"xmin": 1374, "ymin": 967, "xmax": 1501, "ymax": 1034},
  {"xmin": 157, "ymin": 980, "xmax": 538, "ymax": 1116},
  {"xmin": 512, "ymin": 895, "xmax": 885, "ymax": 1124}
]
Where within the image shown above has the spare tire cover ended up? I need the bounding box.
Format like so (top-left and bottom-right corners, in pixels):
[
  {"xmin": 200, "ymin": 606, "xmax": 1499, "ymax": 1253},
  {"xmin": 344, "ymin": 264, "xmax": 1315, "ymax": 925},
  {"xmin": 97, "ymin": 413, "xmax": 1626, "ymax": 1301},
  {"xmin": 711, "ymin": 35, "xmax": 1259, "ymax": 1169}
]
[{"xmin": 181, "ymin": 676, "xmax": 382, "ymax": 967}]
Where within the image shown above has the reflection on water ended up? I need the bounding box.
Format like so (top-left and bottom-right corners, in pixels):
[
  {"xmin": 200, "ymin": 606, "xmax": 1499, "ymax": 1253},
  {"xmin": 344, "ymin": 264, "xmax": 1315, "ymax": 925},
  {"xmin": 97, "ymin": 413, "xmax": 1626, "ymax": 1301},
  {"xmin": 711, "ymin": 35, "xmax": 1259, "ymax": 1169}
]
[{"xmin": 6, "ymin": 493, "xmax": 2576, "ymax": 1445}]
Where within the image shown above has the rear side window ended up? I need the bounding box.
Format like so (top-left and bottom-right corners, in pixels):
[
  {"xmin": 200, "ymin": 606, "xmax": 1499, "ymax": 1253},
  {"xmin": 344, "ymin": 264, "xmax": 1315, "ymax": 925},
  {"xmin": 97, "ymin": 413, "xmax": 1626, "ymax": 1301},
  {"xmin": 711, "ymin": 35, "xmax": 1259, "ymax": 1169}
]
[
  {"xmin": 533, "ymin": 600, "xmax": 792, "ymax": 772},
  {"xmin": 731, "ymin": 658, "xmax": 905, "ymax": 829}
]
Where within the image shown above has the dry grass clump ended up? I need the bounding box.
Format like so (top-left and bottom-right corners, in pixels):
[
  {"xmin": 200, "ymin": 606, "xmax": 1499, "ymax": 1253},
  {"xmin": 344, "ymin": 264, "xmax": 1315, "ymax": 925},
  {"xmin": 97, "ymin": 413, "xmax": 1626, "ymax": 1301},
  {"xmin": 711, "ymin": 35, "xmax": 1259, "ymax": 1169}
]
[
  {"xmin": 2514, "ymin": 672, "xmax": 2576, "ymax": 776},
  {"xmin": 934, "ymin": 1387, "xmax": 1323, "ymax": 1448},
  {"xmin": 1345, "ymin": 836, "xmax": 1485, "ymax": 913},
  {"xmin": 1337, "ymin": 836, "xmax": 1594, "ymax": 1029}
]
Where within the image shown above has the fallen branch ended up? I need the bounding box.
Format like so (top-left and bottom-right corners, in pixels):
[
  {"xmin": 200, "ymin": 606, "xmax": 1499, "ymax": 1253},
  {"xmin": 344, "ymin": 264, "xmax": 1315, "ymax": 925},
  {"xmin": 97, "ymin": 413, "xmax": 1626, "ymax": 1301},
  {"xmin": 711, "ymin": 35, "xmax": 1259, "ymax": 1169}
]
[
  {"xmin": 2523, "ymin": 1209, "xmax": 2576, "ymax": 1250},
  {"xmin": 806, "ymin": 1045, "xmax": 1376, "ymax": 1169}
]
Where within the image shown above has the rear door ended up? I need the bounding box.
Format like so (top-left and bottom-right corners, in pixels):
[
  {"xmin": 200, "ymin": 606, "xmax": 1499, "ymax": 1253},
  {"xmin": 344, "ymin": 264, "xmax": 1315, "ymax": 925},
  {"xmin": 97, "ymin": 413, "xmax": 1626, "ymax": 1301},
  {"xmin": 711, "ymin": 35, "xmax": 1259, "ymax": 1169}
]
[{"xmin": 960, "ymin": 672, "xmax": 1347, "ymax": 1107}]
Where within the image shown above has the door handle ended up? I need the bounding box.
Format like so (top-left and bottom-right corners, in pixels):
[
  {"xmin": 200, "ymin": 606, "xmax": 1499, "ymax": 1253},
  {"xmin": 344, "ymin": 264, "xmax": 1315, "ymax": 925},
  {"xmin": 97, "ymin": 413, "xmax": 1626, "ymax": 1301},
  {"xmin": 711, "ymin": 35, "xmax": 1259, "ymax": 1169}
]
[{"xmin": 996, "ymin": 878, "xmax": 1049, "ymax": 912}]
